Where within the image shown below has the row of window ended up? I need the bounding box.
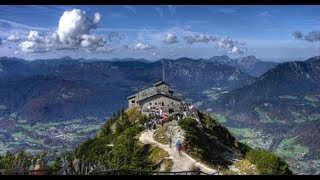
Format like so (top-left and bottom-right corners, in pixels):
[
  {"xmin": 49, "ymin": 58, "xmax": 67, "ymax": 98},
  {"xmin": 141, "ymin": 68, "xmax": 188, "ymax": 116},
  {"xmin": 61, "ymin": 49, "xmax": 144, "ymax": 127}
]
[
  {"xmin": 131, "ymin": 100, "xmax": 175, "ymax": 106},
  {"xmin": 149, "ymin": 101, "xmax": 174, "ymax": 106}
]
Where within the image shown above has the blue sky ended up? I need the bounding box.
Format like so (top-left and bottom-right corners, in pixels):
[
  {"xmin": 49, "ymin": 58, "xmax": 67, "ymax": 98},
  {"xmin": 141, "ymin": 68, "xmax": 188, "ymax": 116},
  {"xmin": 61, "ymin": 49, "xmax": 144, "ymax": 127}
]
[{"xmin": 0, "ymin": 5, "xmax": 319, "ymax": 62}]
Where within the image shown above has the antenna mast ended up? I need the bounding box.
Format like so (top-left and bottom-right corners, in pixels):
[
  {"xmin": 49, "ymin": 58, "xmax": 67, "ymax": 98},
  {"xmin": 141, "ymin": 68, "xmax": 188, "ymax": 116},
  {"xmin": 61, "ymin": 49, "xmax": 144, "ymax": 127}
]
[{"xmin": 162, "ymin": 60, "xmax": 165, "ymax": 81}]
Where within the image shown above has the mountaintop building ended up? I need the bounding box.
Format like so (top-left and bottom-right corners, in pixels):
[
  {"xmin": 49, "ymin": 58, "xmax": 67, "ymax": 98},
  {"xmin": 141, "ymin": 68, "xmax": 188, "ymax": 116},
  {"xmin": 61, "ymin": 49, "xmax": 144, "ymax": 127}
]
[{"xmin": 127, "ymin": 81, "xmax": 182, "ymax": 113}]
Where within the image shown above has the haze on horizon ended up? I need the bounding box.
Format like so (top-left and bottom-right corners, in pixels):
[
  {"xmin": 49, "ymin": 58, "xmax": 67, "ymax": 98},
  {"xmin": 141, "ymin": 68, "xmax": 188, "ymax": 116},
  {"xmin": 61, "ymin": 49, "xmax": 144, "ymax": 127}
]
[{"xmin": 0, "ymin": 5, "xmax": 319, "ymax": 62}]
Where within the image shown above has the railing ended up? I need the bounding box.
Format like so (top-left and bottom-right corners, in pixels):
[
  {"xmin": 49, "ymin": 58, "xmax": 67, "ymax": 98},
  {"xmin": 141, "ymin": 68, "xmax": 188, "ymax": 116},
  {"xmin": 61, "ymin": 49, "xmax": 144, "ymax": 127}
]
[
  {"xmin": 0, "ymin": 169, "xmax": 60, "ymax": 175},
  {"xmin": 89, "ymin": 169, "xmax": 219, "ymax": 175}
]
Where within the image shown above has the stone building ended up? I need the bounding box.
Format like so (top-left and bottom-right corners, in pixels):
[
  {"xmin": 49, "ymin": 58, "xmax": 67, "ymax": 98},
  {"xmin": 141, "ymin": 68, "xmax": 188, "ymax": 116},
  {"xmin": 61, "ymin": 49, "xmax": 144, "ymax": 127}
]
[{"xmin": 127, "ymin": 81, "xmax": 182, "ymax": 113}]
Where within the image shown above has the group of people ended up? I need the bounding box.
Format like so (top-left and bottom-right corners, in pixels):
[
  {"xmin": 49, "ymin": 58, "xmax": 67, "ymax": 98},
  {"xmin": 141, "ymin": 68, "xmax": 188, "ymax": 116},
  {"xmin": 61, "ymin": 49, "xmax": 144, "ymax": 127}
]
[{"xmin": 60, "ymin": 156, "xmax": 106, "ymax": 175}]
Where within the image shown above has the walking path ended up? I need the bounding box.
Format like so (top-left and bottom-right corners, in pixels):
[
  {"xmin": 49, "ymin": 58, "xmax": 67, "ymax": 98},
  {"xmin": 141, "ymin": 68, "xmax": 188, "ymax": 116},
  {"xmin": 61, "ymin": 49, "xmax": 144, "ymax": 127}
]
[{"xmin": 139, "ymin": 129, "xmax": 219, "ymax": 174}]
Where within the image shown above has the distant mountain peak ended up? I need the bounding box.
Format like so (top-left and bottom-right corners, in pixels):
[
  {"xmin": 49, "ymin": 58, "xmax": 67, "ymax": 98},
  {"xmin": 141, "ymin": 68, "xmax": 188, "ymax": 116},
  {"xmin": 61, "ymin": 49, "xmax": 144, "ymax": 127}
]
[{"xmin": 236, "ymin": 55, "xmax": 260, "ymax": 63}]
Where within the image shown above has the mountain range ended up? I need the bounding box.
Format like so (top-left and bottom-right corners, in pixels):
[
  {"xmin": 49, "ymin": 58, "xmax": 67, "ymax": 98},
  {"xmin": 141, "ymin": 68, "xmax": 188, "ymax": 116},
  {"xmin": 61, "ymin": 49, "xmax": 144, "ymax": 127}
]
[{"xmin": 0, "ymin": 55, "xmax": 319, "ymax": 174}]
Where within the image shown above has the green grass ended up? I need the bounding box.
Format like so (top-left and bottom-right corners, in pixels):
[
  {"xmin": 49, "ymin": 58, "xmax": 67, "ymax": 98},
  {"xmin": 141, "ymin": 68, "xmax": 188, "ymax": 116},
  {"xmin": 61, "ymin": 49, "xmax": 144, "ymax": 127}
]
[
  {"xmin": 193, "ymin": 102, "xmax": 203, "ymax": 108},
  {"xmin": 304, "ymin": 95, "xmax": 319, "ymax": 102},
  {"xmin": 212, "ymin": 114, "xmax": 227, "ymax": 123},
  {"xmin": 275, "ymin": 136, "xmax": 309, "ymax": 158},
  {"xmin": 17, "ymin": 124, "xmax": 33, "ymax": 131},
  {"xmin": 254, "ymin": 107, "xmax": 286, "ymax": 124},
  {"xmin": 76, "ymin": 125, "xmax": 101, "ymax": 133},
  {"xmin": 18, "ymin": 120, "xmax": 28, "ymax": 123},
  {"xmin": 202, "ymin": 87, "xmax": 229, "ymax": 100},
  {"xmin": 278, "ymin": 95, "xmax": 298, "ymax": 99},
  {"xmin": 154, "ymin": 125, "xmax": 170, "ymax": 145},
  {"xmin": 148, "ymin": 146, "xmax": 172, "ymax": 171},
  {"xmin": 254, "ymin": 107, "xmax": 274, "ymax": 123},
  {"xmin": 228, "ymin": 128, "xmax": 254, "ymax": 138},
  {"xmin": 25, "ymin": 138, "xmax": 45, "ymax": 145},
  {"xmin": 290, "ymin": 110, "xmax": 320, "ymax": 123},
  {"xmin": 12, "ymin": 132, "xmax": 24, "ymax": 139}
]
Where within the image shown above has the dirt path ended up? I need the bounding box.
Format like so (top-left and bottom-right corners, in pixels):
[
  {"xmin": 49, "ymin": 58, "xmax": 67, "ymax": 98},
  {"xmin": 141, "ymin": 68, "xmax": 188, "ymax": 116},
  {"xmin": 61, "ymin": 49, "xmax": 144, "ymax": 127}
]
[{"xmin": 139, "ymin": 129, "xmax": 218, "ymax": 174}]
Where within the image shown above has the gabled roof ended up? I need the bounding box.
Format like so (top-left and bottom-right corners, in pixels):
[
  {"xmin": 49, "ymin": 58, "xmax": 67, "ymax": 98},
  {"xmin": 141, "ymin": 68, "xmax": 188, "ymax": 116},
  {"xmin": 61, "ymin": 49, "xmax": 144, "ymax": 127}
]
[
  {"xmin": 153, "ymin": 81, "xmax": 170, "ymax": 87},
  {"xmin": 138, "ymin": 92, "xmax": 182, "ymax": 103}
]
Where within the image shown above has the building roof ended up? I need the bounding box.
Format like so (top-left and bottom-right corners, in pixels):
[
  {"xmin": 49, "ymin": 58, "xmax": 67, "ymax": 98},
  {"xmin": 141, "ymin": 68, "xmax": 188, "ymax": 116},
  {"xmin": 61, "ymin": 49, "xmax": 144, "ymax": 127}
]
[
  {"xmin": 138, "ymin": 92, "xmax": 182, "ymax": 102},
  {"xmin": 153, "ymin": 81, "xmax": 170, "ymax": 87},
  {"xmin": 127, "ymin": 81, "xmax": 181, "ymax": 102}
]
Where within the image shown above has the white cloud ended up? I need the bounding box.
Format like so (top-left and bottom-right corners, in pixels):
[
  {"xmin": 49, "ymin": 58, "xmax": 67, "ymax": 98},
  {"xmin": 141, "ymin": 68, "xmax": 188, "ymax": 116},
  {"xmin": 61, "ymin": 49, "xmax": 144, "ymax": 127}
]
[
  {"xmin": 57, "ymin": 9, "xmax": 102, "ymax": 46},
  {"xmin": 7, "ymin": 34, "xmax": 21, "ymax": 42},
  {"xmin": 18, "ymin": 9, "xmax": 112, "ymax": 54},
  {"xmin": 292, "ymin": 30, "xmax": 320, "ymax": 42},
  {"xmin": 304, "ymin": 31, "xmax": 320, "ymax": 42},
  {"xmin": 228, "ymin": 46, "xmax": 247, "ymax": 55},
  {"xmin": 218, "ymin": 37, "xmax": 235, "ymax": 48},
  {"xmin": 128, "ymin": 43, "xmax": 156, "ymax": 51},
  {"xmin": 163, "ymin": 33, "xmax": 178, "ymax": 44},
  {"xmin": 183, "ymin": 34, "xmax": 210, "ymax": 44},
  {"xmin": 218, "ymin": 37, "xmax": 247, "ymax": 55}
]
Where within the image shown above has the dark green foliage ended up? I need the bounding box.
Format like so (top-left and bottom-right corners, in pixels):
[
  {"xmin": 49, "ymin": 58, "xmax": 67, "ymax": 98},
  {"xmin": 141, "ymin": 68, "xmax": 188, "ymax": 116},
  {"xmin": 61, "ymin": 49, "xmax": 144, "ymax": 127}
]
[
  {"xmin": 0, "ymin": 151, "xmax": 47, "ymax": 170},
  {"xmin": 178, "ymin": 117, "xmax": 232, "ymax": 167},
  {"xmin": 245, "ymin": 148, "xmax": 292, "ymax": 175},
  {"xmin": 73, "ymin": 108, "xmax": 160, "ymax": 170},
  {"xmin": 178, "ymin": 113, "xmax": 292, "ymax": 175}
]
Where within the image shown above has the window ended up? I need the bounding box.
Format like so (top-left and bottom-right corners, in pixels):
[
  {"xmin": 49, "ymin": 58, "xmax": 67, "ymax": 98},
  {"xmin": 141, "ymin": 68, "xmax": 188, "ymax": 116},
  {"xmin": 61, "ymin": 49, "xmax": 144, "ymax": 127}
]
[
  {"xmin": 155, "ymin": 102, "xmax": 157, "ymax": 105},
  {"xmin": 149, "ymin": 103, "xmax": 152, "ymax": 105},
  {"xmin": 131, "ymin": 100, "xmax": 135, "ymax": 103}
]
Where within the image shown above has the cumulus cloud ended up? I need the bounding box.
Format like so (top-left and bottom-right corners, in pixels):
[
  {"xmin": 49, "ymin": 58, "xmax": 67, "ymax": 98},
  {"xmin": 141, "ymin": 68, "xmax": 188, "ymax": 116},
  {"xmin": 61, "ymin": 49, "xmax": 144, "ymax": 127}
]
[
  {"xmin": 7, "ymin": 34, "xmax": 20, "ymax": 42},
  {"xmin": 292, "ymin": 30, "xmax": 320, "ymax": 42},
  {"xmin": 163, "ymin": 33, "xmax": 178, "ymax": 44},
  {"xmin": 218, "ymin": 37, "xmax": 235, "ymax": 48},
  {"xmin": 127, "ymin": 43, "xmax": 156, "ymax": 51},
  {"xmin": 18, "ymin": 31, "xmax": 56, "ymax": 53},
  {"xmin": 228, "ymin": 46, "xmax": 247, "ymax": 55},
  {"xmin": 218, "ymin": 37, "xmax": 247, "ymax": 55},
  {"xmin": 183, "ymin": 34, "xmax": 210, "ymax": 44},
  {"xmin": 18, "ymin": 9, "xmax": 112, "ymax": 54},
  {"xmin": 304, "ymin": 31, "xmax": 320, "ymax": 42}
]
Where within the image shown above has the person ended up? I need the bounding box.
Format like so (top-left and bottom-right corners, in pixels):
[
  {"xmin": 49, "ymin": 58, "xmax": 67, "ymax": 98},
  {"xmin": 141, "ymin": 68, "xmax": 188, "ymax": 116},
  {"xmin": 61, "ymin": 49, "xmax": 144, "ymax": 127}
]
[
  {"xmin": 176, "ymin": 139, "xmax": 183, "ymax": 156},
  {"xmin": 153, "ymin": 122, "xmax": 156, "ymax": 130},
  {"xmin": 73, "ymin": 157, "xmax": 80, "ymax": 175},
  {"xmin": 28, "ymin": 159, "xmax": 35, "ymax": 175},
  {"xmin": 34, "ymin": 159, "xmax": 43, "ymax": 175}
]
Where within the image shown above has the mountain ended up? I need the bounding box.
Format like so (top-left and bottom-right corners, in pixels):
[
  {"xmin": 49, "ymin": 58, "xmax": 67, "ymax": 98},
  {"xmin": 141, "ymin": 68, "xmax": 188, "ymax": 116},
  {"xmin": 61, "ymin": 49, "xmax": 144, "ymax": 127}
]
[
  {"xmin": 0, "ymin": 57, "xmax": 255, "ymax": 122},
  {"xmin": 203, "ymin": 58, "xmax": 320, "ymax": 174},
  {"xmin": 110, "ymin": 58, "xmax": 151, "ymax": 63},
  {"xmin": 72, "ymin": 107, "xmax": 291, "ymax": 175},
  {"xmin": 208, "ymin": 55, "xmax": 278, "ymax": 77}
]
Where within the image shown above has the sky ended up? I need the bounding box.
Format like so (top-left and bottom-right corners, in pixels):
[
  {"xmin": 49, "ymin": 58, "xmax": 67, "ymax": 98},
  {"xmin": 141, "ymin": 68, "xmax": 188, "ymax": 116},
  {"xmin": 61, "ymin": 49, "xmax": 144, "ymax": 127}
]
[{"xmin": 0, "ymin": 5, "xmax": 320, "ymax": 62}]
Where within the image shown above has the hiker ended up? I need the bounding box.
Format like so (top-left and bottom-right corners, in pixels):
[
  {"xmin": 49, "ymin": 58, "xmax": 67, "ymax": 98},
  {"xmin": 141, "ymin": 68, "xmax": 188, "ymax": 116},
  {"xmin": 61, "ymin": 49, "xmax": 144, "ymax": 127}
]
[
  {"xmin": 176, "ymin": 139, "xmax": 183, "ymax": 155},
  {"xmin": 28, "ymin": 159, "xmax": 35, "ymax": 175},
  {"xmin": 73, "ymin": 157, "xmax": 80, "ymax": 175},
  {"xmin": 34, "ymin": 159, "xmax": 43, "ymax": 175}
]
